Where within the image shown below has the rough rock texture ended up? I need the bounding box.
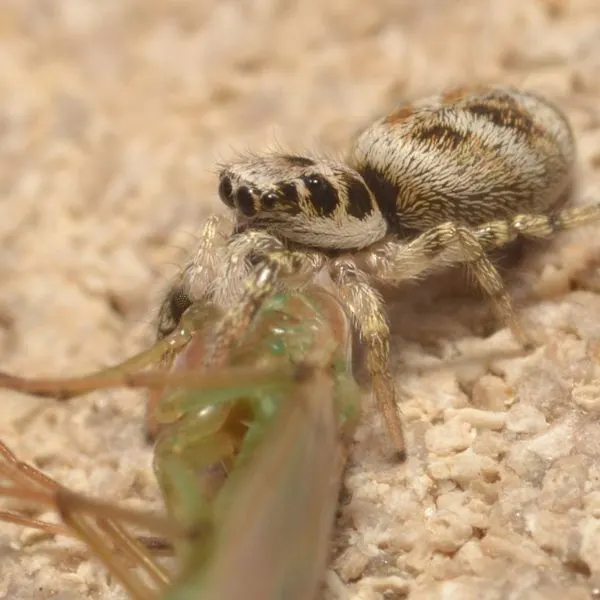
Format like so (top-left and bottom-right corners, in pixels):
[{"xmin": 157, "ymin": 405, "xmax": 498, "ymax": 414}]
[{"xmin": 1, "ymin": 1, "xmax": 600, "ymax": 599}]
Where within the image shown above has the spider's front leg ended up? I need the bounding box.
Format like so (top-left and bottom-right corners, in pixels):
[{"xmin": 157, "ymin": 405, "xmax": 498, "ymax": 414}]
[
  {"xmin": 205, "ymin": 235, "xmax": 326, "ymax": 368},
  {"xmin": 328, "ymin": 258, "xmax": 406, "ymax": 459}
]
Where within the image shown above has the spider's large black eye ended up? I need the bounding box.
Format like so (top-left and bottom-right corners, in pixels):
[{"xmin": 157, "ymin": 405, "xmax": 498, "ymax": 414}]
[
  {"xmin": 236, "ymin": 186, "xmax": 258, "ymax": 217},
  {"xmin": 261, "ymin": 191, "xmax": 278, "ymax": 209},
  {"xmin": 301, "ymin": 174, "xmax": 339, "ymax": 217},
  {"xmin": 218, "ymin": 175, "xmax": 234, "ymax": 207}
]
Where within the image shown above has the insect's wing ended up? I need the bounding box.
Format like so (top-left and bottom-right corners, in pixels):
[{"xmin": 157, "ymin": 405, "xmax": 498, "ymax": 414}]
[{"xmin": 166, "ymin": 367, "xmax": 349, "ymax": 600}]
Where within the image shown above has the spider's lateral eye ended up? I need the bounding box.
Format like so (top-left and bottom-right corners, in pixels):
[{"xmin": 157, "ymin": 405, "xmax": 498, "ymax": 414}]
[
  {"xmin": 236, "ymin": 186, "xmax": 258, "ymax": 217},
  {"xmin": 218, "ymin": 175, "xmax": 234, "ymax": 207},
  {"xmin": 301, "ymin": 173, "xmax": 339, "ymax": 217},
  {"xmin": 304, "ymin": 174, "xmax": 327, "ymax": 191},
  {"xmin": 261, "ymin": 191, "xmax": 279, "ymax": 209},
  {"xmin": 279, "ymin": 182, "xmax": 299, "ymax": 199}
]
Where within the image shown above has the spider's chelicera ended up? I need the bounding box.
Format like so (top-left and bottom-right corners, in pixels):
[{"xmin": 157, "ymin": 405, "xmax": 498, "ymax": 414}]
[{"xmin": 158, "ymin": 84, "xmax": 600, "ymax": 457}]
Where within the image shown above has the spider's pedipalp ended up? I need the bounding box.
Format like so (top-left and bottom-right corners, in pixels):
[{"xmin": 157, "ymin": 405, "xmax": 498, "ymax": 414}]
[
  {"xmin": 156, "ymin": 215, "xmax": 230, "ymax": 339},
  {"xmin": 206, "ymin": 245, "xmax": 326, "ymax": 369}
]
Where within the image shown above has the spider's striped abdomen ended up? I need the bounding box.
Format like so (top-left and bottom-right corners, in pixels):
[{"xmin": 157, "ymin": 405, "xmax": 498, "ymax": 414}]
[{"xmin": 349, "ymin": 85, "xmax": 576, "ymax": 236}]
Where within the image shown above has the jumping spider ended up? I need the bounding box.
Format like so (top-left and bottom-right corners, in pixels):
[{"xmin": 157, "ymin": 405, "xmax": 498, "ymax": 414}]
[{"xmin": 158, "ymin": 84, "xmax": 600, "ymax": 458}]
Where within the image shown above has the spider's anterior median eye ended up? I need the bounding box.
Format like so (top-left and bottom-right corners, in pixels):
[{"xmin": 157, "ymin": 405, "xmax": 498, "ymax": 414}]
[
  {"xmin": 236, "ymin": 186, "xmax": 258, "ymax": 217},
  {"xmin": 261, "ymin": 191, "xmax": 279, "ymax": 209},
  {"xmin": 301, "ymin": 174, "xmax": 339, "ymax": 217},
  {"xmin": 218, "ymin": 175, "xmax": 234, "ymax": 207}
]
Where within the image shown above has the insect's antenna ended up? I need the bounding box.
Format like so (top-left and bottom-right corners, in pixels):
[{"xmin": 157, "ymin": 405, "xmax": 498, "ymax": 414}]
[
  {"xmin": 0, "ymin": 327, "xmax": 192, "ymax": 399},
  {"xmin": 0, "ymin": 362, "xmax": 297, "ymax": 400}
]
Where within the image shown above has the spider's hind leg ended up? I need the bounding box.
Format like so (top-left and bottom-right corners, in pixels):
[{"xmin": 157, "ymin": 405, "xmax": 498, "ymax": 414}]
[{"xmin": 363, "ymin": 201, "xmax": 600, "ymax": 348}]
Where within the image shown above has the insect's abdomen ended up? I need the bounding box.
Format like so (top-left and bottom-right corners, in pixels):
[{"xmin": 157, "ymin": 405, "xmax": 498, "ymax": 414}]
[{"xmin": 349, "ymin": 85, "xmax": 576, "ymax": 235}]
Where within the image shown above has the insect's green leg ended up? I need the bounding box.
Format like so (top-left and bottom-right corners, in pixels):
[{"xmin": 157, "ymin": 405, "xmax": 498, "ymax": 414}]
[
  {"xmin": 153, "ymin": 405, "xmax": 236, "ymax": 521},
  {"xmin": 334, "ymin": 373, "xmax": 361, "ymax": 432},
  {"xmin": 155, "ymin": 454, "xmax": 217, "ymax": 572}
]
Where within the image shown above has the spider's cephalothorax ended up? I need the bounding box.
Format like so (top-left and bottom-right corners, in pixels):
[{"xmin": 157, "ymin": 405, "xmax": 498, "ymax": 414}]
[
  {"xmin": 159, "ymin": 85, "xmax": 600, "ymax": 458},
  {"xmin": 218, "ymin": 154, "xmax": 386, "ymax": 250}
]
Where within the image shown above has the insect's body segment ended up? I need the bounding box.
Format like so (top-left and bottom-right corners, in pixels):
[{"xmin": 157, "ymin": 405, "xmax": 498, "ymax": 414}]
[
  {"xmin": 153, "ymin": 286, "xmax": 356, "ymax": 534},
  {"xmin": 0, "ymin": 285, "xmax": 359, "ymax": 600},
  {"xmin": 192, "ymin": 85, "xmax": 599, "ymax": 457},
  {"xmin": 165, "ymin": 367, "xmax": 347, "ymax": 600}
]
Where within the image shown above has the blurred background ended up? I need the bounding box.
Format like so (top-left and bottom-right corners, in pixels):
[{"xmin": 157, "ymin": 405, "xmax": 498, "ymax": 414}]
[{"xmin": 0, "ymin": 1, "xmax": 600, "ymax": 599}]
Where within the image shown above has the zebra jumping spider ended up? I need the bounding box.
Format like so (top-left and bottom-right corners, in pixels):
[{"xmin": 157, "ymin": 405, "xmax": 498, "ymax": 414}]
[{"xmin": 159, "ymin": 84, "xmax": 600, "ymax": 458}]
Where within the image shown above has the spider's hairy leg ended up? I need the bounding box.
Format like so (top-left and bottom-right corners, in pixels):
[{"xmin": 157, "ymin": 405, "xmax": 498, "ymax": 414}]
[
  {"xmin": 365, "ymin": 221, "xmax": 529, "ymax": 346},
  {"xmin": 473, "ymin": 202, "xmax": 600, "ymax": 245},
  {"xmin": 362, "ymin": 201, "xmax": 600, "ymax": 347},
  {"xmin": 150, "ymin": 214, "xmax": 241, "ymax": 438},
  {"xmin": 157, "ymin": 214, "xmax": 231, "ymax": 340},
  {"xmin": 329, "ymin": 259, "xmax": 405, "ymax": 459},
  {"xmin": 206, "ymin": 246, "xmax": 326, "ymax": 368}
]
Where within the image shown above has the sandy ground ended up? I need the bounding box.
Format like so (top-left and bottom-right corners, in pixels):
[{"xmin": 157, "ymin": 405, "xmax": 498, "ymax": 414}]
[{"xmin": 1, "ymin": 0, "xmax": 600, "ymax": 598}]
